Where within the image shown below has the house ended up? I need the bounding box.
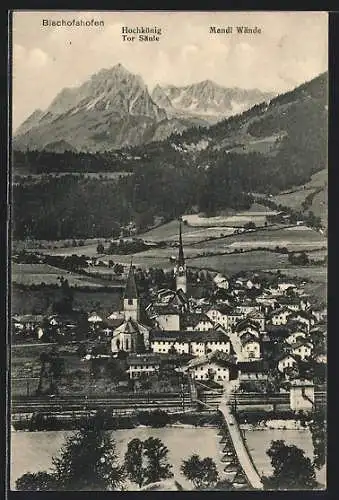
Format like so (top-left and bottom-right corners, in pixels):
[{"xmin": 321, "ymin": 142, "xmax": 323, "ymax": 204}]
[
  {"xmin": 183, "ymin": 313, "xmax": 214, "ymax": 332},
  {"xmin": 180, "ymin": 352, "xmax": 235, "ymax": 382},
  {"xmin": 237, "ymin": 361, "xmax": 269, "ymax": 382},
  {"xmin": 277, "ymin": 354, "xmax": 298, "ymax": 373},
  {"xmin": 235, "ymin": 302, "xmax": 260, "ymax": 315},
  {"xmin": 240, "ymin": 333, "xmax": 261, "ymax": 360},
  {"xmin": 277, "ymin": 282, "xmax": 297, "ymax": 293},
  {"xmin": 286, "ymin": 318, "xmax": 309, "ymax": 334},
  {"xmin": 290, "ymin": 379, "xmax": 315, "ymax": 412},
  {"xmin": 285, "ymin": 331, "xmax": 307, "ymax": 345},
  {"xmin": 227, "ymin": 312, "xmax": 245, "ymax": 330},
  {"xmin": 234, "ymin": 318, "xmax": 260, "ymax": 339},
  {"xmin": 88, "ymin": 312, "xmax": 103, "ymax": 324},
  {"xmin": 126, "ymin": 354, "xmax": 162, "ymax": 379},
  {"xmin": 311, "ymin": 305, "xmax": 326, "ymax": 321},
  {"xmin": 269, "ymin": 307, "xmax": 292, "ymax": 326},
  {"xmin": 206, "ymin": 305, "xmax": 233, "ymax": 330},
  {"xmin": 246, "ymin": 310, "xmax": 266, "ymax": 332},
  {"xmin": 111, "ymin": 318, "xmax": 150, "ymax": 353},
  {"xmin": 255, "ymin": 294, "xmax": 278, "ymax": 310},
  {"xmin": 276, "ymin": 297, "xmax": 301, "ymax": 312},
  {"xmin": 155, "ymin": 288, "xmax": 176, "ymax": 305},
  {"xmin": 150, "ymin": 329, "xmax": 232, "ymax": 357},
  {"xmin": 213, "ymin": 273, "xmax": 229, "ymax": 290},
  {"xmin": 288, "ymin": 311, "xmax": 316, "ymax": 333},
  {"xmin": 147, "ymin": 304, "xmax": 180, "ymax": 331},
  {"xmin": 291, "ymin": 340, "xmax": 313, "ymax": 361}
]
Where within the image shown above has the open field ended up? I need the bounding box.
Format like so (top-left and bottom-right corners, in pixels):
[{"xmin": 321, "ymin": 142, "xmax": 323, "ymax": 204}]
[
  {"xmin": 14, "ymin": 172, "xmax": 133, "ymax": 181},
  {"xmin": 12, "ymin": 263, "xmax": 105, "ymax": 288},
  {"xmin": 189, "ymin": 226, "xmax": 326, "ymax": 252},
  {"xmin": 182, "ymin": 206, "xmax": 278, "ymax": 228},
  {"xmin": 270, "ymin": 169, "xmax": 327, "ymax": 218},
  {"xmin": 187, "ymin": 251, "xmax": 290, "ymax": 274}
]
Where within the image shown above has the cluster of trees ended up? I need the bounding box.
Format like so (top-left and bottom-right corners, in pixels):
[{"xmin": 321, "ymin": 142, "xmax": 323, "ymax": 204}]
[
  {"xmin": 263, "ymin": 440, "xmax": 318, "ymax": 490},
  {"xmin": 97, "ymin": 238, "xmax": 149, "ymax": 255},
  {"xmin": 15, "ymin": 427, "xmax": 323, "ymax": 491},
  {"xmin": 13, "ymin": 149, "xmax": 137, "ymax": 174},
  {"xmin": 288, "ymin": 251, "xmax": 310, "ymax": 266},
  {"xmin": 15, "ymin": 427, "xmax": 223, "ymax": 491}
]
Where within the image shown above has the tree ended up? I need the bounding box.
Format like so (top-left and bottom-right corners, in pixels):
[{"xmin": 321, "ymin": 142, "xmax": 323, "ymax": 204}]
[
  {"xmin": 143, "ymin": 437, "xmax": 173, "ymax": 485},
  {"xmin": 16, "ymin": 471, "xmax": 57, "ymax": 491},
  {"xmin": 52, "ymin": 427, "xmax": 125, "ymax": 490},
  {"xmin": 124, "ymin": 438, "xmax": 145, "ymax": 488},
  {"xmin": 309, "ymin": 411, "xmax": 326, "ymax": 470},
  {"xmin": 244, "ymin": 221, "xmax": 256, "ymax": 230},
  {"xmin": 97, "ymin": 242, "xmax": 105, "ymax": 253},
  {"xmin": 181, "ymin": 454, "xmax": 219, "ymax": 489},
  {"xmin": 264, "ymin": 440, "xmax": 317, "ymax": 490}
]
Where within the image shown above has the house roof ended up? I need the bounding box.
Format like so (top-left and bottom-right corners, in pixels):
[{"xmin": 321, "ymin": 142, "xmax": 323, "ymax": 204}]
[
  {"xmin": 152, "ymin": 305, "xmax": 179, "ymax": 316},
  {"xmin": 114, "ymin": 318, "xmax": 148, "ymax": 335},
  {"xmin": 127, "ymin": 354, "xmax": 162, "ymax": 366},
  {"xmin": 150, "ymin": 329, "xmax": 230, "ymax": 343},
  {"xmin": 289, "ymin": 310, "xmax": 316, "ymax": 321},
  {"xmin": 276, "ymin": 353, "xmax": 298, "ymax": 363},
  {"xmin": 247, "ymin": 310, "xmax": 265, "ymax": 319},
  {"xmin": 186, "ymin": 352, "xmax": 236, "ymax": 369},
  {"xmin": 240, "ymin": 333, "xmax": 260, "ymax": 346},
  {"xmin": 237, "ymin": 361, "xmax": 269, "ymax": 373},
  {"xmin": 269, "ymin": 307, "xmax": 292, "ymax": 318},
  {"xmin": 291, "ymin": 340, "xmax": 313, "ymax": 349},
  {"xmin": 234, "ymin": 318, "xmax": 259, "ymax": 333},
  {"xmin": 208, "ymin": 305, "xmax": 233, "ymax": 315},
  {"xmin": 183, "ymin": 313, "xmax": 213, "ymax": 327},
  {"xmin": 124, "ymin": 263, "xmax": 138, "ymax": 299}
]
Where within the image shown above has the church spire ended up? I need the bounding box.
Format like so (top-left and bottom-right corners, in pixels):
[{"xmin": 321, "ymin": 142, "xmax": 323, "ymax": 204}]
[
  {"xmin": 178, "ymin": 221, "xmax": 185, "ymax": 266},
  {"xmin": 124, "ymin": 261, "xmax": 138, "ymax": 300}
]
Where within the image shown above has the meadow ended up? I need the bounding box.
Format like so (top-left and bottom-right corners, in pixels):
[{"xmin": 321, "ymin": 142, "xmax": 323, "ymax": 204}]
[{"xmin": 12, "ymin": 263, "xmax": 105, "ymax": 288}]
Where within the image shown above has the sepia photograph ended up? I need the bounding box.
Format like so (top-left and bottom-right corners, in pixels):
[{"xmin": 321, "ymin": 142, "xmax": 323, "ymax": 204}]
[{"xmin": 10, "ymin": 10, "xmax": 327, "ymax": 491}]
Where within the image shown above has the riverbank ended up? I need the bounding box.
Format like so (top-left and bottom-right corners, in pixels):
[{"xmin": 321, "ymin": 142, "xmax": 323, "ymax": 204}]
[{"xmin": 12, "ymin": 409, "xmax": 221, "ymax": 432}]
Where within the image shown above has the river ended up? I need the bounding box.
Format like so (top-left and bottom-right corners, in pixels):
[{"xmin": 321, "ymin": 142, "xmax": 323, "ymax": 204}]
[{"xmin": 10, "ymin": 426, "xmax": 326, "ymax": 490}]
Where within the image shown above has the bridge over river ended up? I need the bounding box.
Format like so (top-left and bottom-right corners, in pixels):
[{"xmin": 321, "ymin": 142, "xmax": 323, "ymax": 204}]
[{"xmin": 197, "ymin": 380, "xmax": 264, "ymax": 490}]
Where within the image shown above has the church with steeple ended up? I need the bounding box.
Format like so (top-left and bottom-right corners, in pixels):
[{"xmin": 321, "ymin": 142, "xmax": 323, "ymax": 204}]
[
  {"xmin": 110, "ymin": 262, "xmax": 150, "ymax": 354},
  {"xmin": 123, "ymin": 261, "xmax": 140, "ymax": 321},
  {"xmin": 174, "ymin": 222, "xmax": 187, "ymax": 294}
]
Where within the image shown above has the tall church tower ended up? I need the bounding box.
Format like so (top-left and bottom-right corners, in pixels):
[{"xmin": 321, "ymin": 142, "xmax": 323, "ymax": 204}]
[
  {"xmin": 123, "ymin": 262, "xmax": 139, "ymax": 321},
  {"xmin": 174, "ymin": 222, "xmax": 187, "ymax": 294}
]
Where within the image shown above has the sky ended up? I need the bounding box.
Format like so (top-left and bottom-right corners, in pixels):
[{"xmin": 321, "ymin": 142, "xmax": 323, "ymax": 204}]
[{"xmin": 12, "ymin": 11, "xmax": 328, "ymax": 130}]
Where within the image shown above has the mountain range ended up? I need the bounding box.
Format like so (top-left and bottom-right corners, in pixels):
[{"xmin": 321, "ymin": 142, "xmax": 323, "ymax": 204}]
[{"xmin": 13, "ymin": 64, "xmax": 274, "ymax": 152}]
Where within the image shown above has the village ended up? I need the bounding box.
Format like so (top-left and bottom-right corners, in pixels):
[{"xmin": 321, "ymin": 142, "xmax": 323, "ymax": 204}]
[{"xmin": 12, "ymin": 222, "xmax": 327, "ymax": 411}]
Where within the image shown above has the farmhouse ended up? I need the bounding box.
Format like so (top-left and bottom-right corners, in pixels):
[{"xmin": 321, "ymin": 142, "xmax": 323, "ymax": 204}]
[
  {"xmin": 206, "ymin": 305, "xmax": 233, "ymax": 330},
  {"xmin": 288, "ymin": 311, "xmax": 316, "ymax": 333},
  {"xmin": 147, "ymin": 304, "xmax": 180, "ymax": 331},
  {"xmin": 126, "ymin": 354, "xmax": 162, "ymax": 379},
  {"xmin": 181, "ymin": 353, "xmax": 235, "ymax": 382},
  {"xmin": 269, "ymin": 307, "xmax": 292, "ymax": 326},
  {"xmin": 234, "ymin": 318, "xmax": 260, "ymax": 339},
  {"xmin": 240, "ymin": 333, "xmax": 261, "ymax": 360},
  {"xmin": 291, "ymin": 340, "xmax": 313, "ymax": 361},
  {"xmin": 183, "ymin": 313, "xmax": 214, "ymax": 332},
  {"xmin": 277, "ymin": 354, "xmax": 298, "ymax": 373},
  {"xmin": 237, "ymin": 361, "xmax": 269, "ymax": 381},
  {"xmin": 285, "ymin": 331, "xmax": 307, "ymax": 345},
  {"xmin": 246, "ymin": 310, "xmax": 266, "ymax": 332}
]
